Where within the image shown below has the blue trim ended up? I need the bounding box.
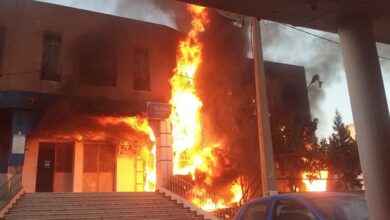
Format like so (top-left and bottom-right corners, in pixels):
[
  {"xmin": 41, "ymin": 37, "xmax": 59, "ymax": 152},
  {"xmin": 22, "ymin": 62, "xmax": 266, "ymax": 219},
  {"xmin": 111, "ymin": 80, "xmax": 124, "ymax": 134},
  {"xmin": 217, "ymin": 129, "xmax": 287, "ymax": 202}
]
[{"xmin": 0, "ymin": 90, "xmax": 55, "ymax": 109}]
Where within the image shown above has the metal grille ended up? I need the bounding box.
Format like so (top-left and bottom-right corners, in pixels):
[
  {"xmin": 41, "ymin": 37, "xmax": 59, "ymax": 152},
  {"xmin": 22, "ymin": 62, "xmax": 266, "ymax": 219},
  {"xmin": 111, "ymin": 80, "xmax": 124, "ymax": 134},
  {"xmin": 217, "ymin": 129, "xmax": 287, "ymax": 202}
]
[{"xmin": 0, "ymin": 168, "xmax": 22, "ymax": 210}]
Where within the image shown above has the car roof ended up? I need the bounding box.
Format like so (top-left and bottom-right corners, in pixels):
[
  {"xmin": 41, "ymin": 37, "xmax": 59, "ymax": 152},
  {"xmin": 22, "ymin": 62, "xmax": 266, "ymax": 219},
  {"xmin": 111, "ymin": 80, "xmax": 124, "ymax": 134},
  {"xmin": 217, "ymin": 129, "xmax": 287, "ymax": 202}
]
[{"xmin": 276, "ymin": 192, "xmax": 364, "ymax": 199}]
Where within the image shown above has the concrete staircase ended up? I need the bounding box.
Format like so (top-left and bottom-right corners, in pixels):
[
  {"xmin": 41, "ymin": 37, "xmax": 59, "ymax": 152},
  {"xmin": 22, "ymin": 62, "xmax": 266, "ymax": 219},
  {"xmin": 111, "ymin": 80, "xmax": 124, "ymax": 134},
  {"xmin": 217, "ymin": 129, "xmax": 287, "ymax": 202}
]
[{"xmin": 3, "ymin": 192, "xmax": 207, "ymax": 220}]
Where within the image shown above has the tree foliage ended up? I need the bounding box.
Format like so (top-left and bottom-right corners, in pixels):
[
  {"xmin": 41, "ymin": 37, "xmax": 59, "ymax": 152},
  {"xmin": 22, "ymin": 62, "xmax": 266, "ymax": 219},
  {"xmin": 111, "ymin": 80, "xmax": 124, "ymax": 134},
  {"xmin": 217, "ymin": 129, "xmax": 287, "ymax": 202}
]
[{"xmin": 321, "ymin": 111, "xmax": 362, "ymax": 190}]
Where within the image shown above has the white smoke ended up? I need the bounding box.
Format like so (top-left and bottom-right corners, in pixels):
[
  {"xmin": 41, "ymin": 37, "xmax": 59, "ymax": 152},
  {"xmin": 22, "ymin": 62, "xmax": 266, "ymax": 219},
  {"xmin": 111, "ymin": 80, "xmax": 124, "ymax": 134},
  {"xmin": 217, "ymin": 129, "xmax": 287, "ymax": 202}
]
[{"xmin": 36, "ymin": 0, "xmax": 189, "ymax": 31}]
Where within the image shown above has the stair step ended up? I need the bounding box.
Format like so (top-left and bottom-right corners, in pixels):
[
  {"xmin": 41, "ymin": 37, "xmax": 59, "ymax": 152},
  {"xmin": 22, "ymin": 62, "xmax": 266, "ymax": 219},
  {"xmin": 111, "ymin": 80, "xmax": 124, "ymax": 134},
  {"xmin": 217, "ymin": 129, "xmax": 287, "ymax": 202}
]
[{"xmin": 4, "ymin": 192, "xmax": 208, "ymax": 220}]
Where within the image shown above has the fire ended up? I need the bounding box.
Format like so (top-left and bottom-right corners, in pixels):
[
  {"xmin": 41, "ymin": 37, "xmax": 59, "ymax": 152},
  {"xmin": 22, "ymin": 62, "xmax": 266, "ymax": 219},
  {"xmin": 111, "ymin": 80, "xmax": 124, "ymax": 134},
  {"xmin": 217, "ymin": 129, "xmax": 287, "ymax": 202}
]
[
  {"xmin": 98, "ymin": 116, "xmax": 156, "ymax": 192},
  {"xmin": 169, "ymin": 4, "xmax": 210, "ymax": 179},
  {"xmin": 302, "ymin": 170, "xmax": 328, "ymax": 192},
  {"xmin": 168, "ymin": 5, "xmax": 243, "ymax": 211},
  {"xmin": 191, "ymin": 187, "xmax": 227, "ymax": 212},
  {"xmin": 230, "ymin": 183, "xmax": 243, "ymax": 203}
]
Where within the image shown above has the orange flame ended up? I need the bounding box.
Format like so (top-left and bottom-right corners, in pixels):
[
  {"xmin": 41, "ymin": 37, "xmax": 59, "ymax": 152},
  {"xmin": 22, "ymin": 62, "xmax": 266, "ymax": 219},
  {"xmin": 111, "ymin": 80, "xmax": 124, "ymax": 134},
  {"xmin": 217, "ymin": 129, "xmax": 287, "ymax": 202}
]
[
  {"xmin": 302, "ymin": 170, "xmax": 328, "ymax": 192},
  {"xmin": 168, "ymin": 5, "xmax": 243, "ymax": 211},
  {"xmin": 169, "ymin": 5, "xmax": 212, "ymax": 179},
  {"xmin": 99, "ymin": 116, "xmax": 156, "ymax": 192}
]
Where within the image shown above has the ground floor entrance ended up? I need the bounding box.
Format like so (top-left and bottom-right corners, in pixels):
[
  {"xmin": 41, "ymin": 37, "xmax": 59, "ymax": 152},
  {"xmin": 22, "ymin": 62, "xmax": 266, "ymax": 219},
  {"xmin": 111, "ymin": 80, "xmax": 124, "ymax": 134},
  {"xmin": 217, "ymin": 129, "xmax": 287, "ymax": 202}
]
[
  {"xmin": 23, "ymin": 139, "xmax": 151, "ymax": 193},
  {"xmin": 35, "ymin": 142, "xmax": 73, "ymax": 192}
]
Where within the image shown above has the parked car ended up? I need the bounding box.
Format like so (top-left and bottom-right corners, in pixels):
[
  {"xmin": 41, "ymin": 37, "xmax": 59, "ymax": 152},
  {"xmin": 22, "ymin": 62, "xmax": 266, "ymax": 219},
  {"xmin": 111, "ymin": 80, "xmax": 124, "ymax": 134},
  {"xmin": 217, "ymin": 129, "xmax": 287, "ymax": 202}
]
[{"xmin": 235, "ymin": 192, "xmax": 369, "ymax": 220}]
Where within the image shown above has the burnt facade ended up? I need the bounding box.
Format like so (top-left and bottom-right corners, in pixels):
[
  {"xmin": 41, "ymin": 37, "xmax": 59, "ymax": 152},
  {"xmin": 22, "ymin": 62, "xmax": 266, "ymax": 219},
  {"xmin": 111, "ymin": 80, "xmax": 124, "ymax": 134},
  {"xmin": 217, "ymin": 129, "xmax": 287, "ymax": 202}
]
[{"xmin": 0, "ymin": 0, "xmax": 178, "ymax": 192}]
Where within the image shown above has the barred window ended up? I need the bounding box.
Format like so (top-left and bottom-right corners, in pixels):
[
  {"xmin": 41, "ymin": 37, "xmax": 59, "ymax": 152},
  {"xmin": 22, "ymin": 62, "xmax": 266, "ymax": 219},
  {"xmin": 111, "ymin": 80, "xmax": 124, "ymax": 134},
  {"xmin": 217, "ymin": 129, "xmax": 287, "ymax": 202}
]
[
  {"xmin": 0, "ymin": 27, "xmax": 6, "ymax": 77},
  {"xmin": 41, "ymin": 32, "xmax": 62, "ymax": 81},
  {"xmin": 133, "ymin": 48, "xmax": 150, "ymax": 91}
]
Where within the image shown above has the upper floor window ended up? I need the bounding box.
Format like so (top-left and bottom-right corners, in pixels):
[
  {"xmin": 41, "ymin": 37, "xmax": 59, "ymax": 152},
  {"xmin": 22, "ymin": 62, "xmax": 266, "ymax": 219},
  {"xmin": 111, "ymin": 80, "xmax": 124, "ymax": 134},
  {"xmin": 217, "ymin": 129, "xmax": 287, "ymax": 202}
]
[
  {"xmin": 79, "ymin": 40, "xmax": 117, "ymax": 87},
  {"xmin": 0, "ymin": 27, "xmax": 6, "ymax": 77},
  {"xmin": 133, "ymin": 48, "xmax": 150, "ymax": 91},
  {"xmin": 41, "ymin": 32, "xmax": 62, "ymax": 81}
]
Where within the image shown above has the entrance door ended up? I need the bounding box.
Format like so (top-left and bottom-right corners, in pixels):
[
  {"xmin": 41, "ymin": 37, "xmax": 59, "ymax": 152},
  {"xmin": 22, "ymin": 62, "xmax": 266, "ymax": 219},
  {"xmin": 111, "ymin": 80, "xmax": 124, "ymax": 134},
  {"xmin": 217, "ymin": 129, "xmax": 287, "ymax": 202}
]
[
  {"xmin": 82, "ymin": 144, "xmax": 115, "ymax": 192},
  {"xmin": 36, "ymin": 143, "xmax": 55, "ymax": 192}
]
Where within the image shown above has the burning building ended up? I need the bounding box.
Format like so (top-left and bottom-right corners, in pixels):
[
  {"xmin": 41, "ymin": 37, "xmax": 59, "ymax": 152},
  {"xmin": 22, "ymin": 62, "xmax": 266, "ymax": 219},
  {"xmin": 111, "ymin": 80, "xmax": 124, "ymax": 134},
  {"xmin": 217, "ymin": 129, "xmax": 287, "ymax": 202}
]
[
  {"xmin": 1, "ymin": 0, "xmax": 317, "ymax": 213},
  {"xmin": 0, "ymin": 0, "xmax": 178, "ymax": 192}
]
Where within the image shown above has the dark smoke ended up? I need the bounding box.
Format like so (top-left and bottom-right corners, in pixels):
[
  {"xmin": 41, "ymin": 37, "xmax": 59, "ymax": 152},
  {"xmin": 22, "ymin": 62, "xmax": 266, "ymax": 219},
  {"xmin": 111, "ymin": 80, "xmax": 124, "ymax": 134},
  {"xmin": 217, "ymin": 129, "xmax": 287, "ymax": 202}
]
[
  {"xmin": 32, "ymin": 96, "xmax": 152, "ymax": 146},
  {"xmin": 261, "ymin": 21, "xmax": 343, "ymax": 122},
  {"xmin": 196, "ymin": 11, "xmax": 262, "ymax": 196},
  {"xmin": 115, "ymin": 0, "xmax": 191, "ymax": 32}
]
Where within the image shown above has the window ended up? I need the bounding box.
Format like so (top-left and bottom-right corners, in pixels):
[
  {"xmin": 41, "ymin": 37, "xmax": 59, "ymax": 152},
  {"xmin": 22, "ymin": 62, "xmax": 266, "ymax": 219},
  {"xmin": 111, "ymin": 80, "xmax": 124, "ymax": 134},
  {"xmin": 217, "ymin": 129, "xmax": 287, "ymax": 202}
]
[
  {"xmin": 41, "ymin": 32, "xmax": 62, "ymax": 81},
  {"xmin": 242, "ymin": 202, "xmax": 270, "ymax": 220},
  {"xmin": 55, "ymin": 143, "xmax": 73, "ymax": 172},
  {"xmin": 133, "ymin": 48, "xmax": 150, "ymax": 91},
  {"xmin": 309, "ymin": 196, "xmax": 369, "ymax": 220},
  {"xmin": 272, "ymin": 199, "xmax": 316, "ymax": 220},
  {"xmin": 79, "ymin": 40, "xmax": 117, "ymax": 86},
  {"xmin": 0, "ymin": 27, "xmax": 6, "ymax": 77}
]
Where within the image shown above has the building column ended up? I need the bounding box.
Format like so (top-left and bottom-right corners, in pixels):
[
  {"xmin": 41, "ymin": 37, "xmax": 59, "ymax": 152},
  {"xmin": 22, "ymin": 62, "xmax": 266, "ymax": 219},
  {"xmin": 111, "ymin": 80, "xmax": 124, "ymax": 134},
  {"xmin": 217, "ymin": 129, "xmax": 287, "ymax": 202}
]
[
  {"xmin": 338, "ymin": 16, "xmax": 390, "ymax": 219},
  {"xmin": 150, "ymin": 120, "xmax": 173, "ymax": 189},
  {"xmin": 72, "ymin": 141, "xmax": 83, "ymax": 192},
  {"xmin": 252, "ymin": 18, "xmax": 277, "ymax": 196}
]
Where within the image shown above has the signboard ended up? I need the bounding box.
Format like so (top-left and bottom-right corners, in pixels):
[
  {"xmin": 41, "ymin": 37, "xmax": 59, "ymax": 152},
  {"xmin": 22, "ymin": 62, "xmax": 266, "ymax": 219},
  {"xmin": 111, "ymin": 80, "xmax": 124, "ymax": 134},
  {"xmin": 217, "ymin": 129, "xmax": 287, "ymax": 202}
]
[
  {"xmin": 12, "ymin": 133, "xmax": 26, "ymax": 154},
  {"xmin": 147, "ymin": 102, "xmax": 171, "ymax": 120}
]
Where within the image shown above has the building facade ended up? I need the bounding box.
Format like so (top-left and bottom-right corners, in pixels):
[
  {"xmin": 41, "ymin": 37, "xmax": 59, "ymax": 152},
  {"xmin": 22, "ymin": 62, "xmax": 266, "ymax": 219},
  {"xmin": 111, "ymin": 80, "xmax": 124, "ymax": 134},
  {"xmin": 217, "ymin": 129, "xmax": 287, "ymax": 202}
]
[{"xmin": 0, "ymin": 0, "xmax": 178, "ymax": 192}]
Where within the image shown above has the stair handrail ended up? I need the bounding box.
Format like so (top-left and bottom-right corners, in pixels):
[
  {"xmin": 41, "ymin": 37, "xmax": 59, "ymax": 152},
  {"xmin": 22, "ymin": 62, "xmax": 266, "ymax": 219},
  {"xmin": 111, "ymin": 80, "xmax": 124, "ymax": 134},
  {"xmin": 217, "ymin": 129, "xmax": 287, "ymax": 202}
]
[
  {"xmin": 0, "ymin": 168, "xmax": 23, "ymax": 210},
  {"xmin": 167, "ymin": 175, "xmax": 226, "ymax": 212},
  {"xmin": 167, "ymin": 175, "xmax": 195, "ymax": 201}
]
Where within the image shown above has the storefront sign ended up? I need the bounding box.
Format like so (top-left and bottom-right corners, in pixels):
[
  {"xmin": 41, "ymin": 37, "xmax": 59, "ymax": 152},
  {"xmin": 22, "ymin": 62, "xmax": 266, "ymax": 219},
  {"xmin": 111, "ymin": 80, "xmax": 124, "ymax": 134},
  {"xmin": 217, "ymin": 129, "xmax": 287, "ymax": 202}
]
[{"xmin": 147, "ymin": 102, "xmax": 171, "ymax": 120}]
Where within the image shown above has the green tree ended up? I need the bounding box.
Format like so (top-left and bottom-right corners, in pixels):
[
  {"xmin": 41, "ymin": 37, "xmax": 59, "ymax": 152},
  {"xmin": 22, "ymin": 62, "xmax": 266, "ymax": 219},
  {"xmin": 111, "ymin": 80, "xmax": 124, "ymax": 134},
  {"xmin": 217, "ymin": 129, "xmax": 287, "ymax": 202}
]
[
  {"xmin": 322, "ymin": 111, "xmax": 362, "ymax": 190},
  {"xmin": 272, "ymin": 117, "xmax": 324, "ymax": 191}
]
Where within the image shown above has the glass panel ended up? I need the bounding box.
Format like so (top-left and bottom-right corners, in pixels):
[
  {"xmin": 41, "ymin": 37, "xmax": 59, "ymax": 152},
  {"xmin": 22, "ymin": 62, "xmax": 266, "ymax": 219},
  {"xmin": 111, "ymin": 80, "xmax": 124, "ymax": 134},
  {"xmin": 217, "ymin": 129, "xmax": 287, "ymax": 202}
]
[
  {"xmin": 83, "ymin": 144, "xmax": 98, "ymax": 172},
  {"xmin": 309, "ymin": 196, "xmax": 369, "ymax": 220},
  {"xmin": 41, "ymin": 32, "xmax": 62, "ymax": 81},
  {"xmin": 55, "ymin": 143, "xmax": 73, "ymax": 172},
  {"xmin": 273, "ymin": 199, "xmax": 316, "ymax": 220},
  {"xmin": 242, "ymin": 202, "xmax": 269, "ymax": 220}
]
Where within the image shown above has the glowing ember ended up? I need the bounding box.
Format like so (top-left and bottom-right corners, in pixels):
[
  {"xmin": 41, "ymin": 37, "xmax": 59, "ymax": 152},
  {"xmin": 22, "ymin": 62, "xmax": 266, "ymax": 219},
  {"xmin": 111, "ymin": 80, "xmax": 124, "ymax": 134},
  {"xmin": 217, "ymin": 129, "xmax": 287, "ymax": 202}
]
[
  {"xmin": 230, "ymin": 183, "xmax": 243, "ymax": 203},
  {"xmin": 302, "ymin": 170, "xmax": 328, "ymax": 192}
]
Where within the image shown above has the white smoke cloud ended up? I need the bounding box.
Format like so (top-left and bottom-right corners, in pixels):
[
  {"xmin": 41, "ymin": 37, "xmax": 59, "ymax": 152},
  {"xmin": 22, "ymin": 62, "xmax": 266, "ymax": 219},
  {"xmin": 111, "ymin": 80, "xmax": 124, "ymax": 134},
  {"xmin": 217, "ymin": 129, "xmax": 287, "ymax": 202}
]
[{"xmin": 36, "ymin": 0, "xmax": 188, "ymax": 31}]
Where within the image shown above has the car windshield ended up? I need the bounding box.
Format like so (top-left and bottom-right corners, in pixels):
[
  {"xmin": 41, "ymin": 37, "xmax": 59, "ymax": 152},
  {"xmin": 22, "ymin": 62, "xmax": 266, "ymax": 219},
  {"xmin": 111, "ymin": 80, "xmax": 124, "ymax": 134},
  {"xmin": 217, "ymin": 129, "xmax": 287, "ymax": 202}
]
[{"xmin": 309, "ymin": 196, "xmax": 369, "ymax": 220}]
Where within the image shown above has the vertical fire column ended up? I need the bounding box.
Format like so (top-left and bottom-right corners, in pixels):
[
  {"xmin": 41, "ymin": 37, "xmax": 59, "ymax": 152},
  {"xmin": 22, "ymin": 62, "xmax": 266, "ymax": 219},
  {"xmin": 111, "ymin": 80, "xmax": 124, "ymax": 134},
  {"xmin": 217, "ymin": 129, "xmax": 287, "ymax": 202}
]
[{"xmin": 339, "ymin": 15, "xmax": 390, "ymax": 219}]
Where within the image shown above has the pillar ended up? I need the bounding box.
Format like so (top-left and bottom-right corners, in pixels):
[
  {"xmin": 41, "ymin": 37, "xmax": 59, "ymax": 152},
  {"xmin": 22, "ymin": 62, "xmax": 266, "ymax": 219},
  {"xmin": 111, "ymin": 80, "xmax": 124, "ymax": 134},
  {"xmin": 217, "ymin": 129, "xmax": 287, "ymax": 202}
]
[
  {"xmin": 252, "ymin": 18, "xmax": 277, "ymax": 196},
  {"xmin": 150, "ymin": 120, "xmax": 173, "ymax": 189},
  {"xmin": 72, "ymin": 141, "xmax": 83, "ymax": 192},
  {"xmin": 339, "ymin": 16, "xmax": 390, "ymax": 219}
]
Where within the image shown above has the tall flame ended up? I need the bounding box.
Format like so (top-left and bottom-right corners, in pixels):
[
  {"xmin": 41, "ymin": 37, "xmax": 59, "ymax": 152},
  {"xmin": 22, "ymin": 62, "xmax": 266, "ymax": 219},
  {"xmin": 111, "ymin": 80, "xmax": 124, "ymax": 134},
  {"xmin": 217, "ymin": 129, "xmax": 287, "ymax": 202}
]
[
  {"xmin": 168, "ymin": 5, "xmax": 243, "ymax": 211},
  {"xmin": 169, "ymin": 5, "xmax": 210, "ymax": 178}
]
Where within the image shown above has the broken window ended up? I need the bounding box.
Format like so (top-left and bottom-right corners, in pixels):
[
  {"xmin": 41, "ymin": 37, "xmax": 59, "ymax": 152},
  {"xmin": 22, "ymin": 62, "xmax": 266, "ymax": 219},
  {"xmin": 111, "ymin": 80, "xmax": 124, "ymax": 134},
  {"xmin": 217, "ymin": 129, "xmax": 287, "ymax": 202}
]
[
  {"xmin": 0, "ymin": 27, "xmax": 6, "ymax": 77},
  {"xmin": 133, "ymin": 48, "xmax": 150, "ymax": 91},
  {"xmin": 41, "ymin": 32, "xmax": 62, "ymax": 81},
  {"xmin": 79, "ymin": 40, "xmax": 117, "ymax": 87}
]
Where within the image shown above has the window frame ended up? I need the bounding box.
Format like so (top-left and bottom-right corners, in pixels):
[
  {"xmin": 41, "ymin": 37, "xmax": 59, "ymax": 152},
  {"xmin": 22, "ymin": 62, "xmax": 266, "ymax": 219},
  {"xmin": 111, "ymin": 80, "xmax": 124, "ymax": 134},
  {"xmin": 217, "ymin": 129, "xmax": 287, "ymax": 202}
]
[
  {"xmin": 241, "ymin": 200, "xmax": 271, "ymax": 220},
  {"xmin": 132, "ymin": 47, "xmax": 151, "ymax": 91},
  {"xmin": 41, "ymin": 31, "xmax": 63, "ymax": 81},
  {"xmin": 272, "ymin": 198, "xmax": 318, "ymax": 220},
  {"xmin": 0, "ymin": 26, "xmax": 6, "ymax": 77}
]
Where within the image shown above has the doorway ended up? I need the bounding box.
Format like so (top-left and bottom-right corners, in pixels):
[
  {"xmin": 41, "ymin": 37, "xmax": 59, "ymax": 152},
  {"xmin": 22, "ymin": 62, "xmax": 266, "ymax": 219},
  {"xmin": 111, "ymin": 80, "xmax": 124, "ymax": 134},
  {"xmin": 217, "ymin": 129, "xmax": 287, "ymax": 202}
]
[
  {"xmin": 82, "ymin": 143, "xmax": 115, "ymax": 192},
  {"xmin": 35, "ymin": 142, "xmax": 74, "ymax": 192}
]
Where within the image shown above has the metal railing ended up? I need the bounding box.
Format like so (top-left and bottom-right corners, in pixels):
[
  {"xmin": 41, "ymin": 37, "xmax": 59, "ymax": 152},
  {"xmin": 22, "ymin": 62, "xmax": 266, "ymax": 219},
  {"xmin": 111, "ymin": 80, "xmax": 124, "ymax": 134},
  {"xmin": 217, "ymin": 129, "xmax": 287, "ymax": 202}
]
[
  {"xmin": 167, "ymin": 175, "xmax": 242, "ymax": 219},
  {"xmin": 0, "ymin": 168, "xmax": 23, "ymax": 210},
  {"xmin": 167, "ymin": 175, "xmax": 195, "ymax": 201},
  {"xmin": 212, "ymin": 205, "xmax": 241, "ymax": 220}
]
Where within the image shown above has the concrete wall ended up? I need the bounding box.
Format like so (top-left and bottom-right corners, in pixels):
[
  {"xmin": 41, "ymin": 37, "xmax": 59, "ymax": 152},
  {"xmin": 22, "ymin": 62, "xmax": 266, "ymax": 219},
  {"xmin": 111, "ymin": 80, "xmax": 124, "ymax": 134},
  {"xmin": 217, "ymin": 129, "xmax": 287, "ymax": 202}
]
[{"xmin": 0, "ymin": 0, "xmax": 179, "ymax": 103}]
